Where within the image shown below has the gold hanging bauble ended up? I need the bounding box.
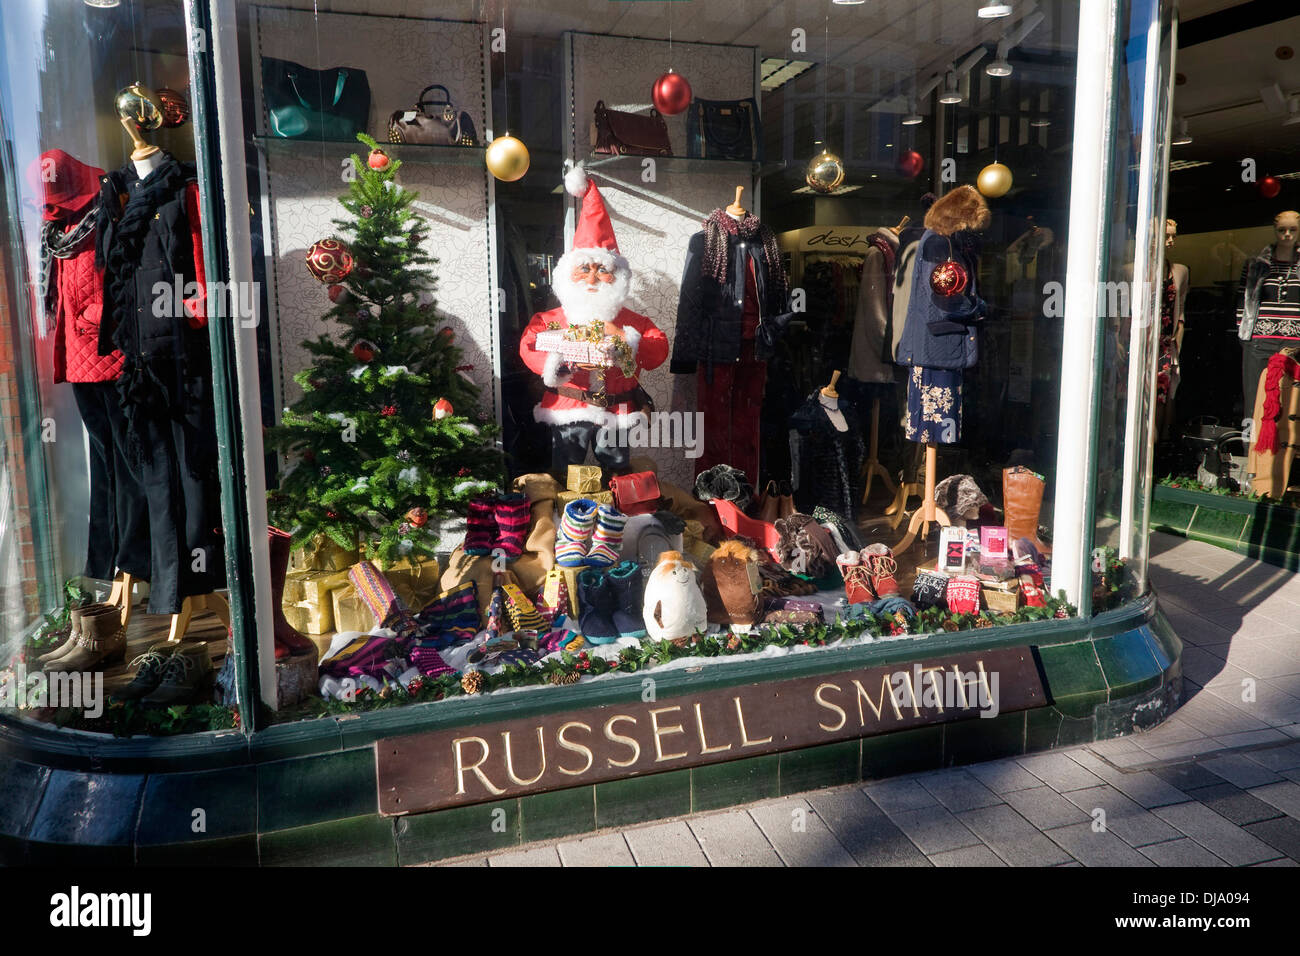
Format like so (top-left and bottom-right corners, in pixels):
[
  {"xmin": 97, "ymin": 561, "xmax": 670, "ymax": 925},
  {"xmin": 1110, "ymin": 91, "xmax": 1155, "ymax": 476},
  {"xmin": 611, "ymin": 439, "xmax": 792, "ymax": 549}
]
[
  {"xmin": 486, "ymin": 134, "xmax": 530, "ymax": 182},
  {"xmin": 114, "ymin": 82, "xmax": 165, "ymax": 131},
  {"xmin": 977, "ymin": 162, "xmax": 1013, "ymax": 198},
  {"xmin": 804, "ymin": 148, "xmax": 846, "ymax": 194}
]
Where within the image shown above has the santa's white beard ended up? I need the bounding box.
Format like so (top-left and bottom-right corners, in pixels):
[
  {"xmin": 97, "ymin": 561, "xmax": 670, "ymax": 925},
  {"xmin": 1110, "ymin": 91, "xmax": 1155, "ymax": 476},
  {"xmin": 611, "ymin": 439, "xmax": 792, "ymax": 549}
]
[{"xmin": 552, "ymin": 256, "xmax": 631, "ymax": 325}]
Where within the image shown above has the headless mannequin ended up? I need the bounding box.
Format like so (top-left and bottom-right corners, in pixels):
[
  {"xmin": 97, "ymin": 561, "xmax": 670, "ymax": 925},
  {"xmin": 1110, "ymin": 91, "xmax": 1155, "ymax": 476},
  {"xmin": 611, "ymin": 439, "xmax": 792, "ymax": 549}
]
[
  {"xmin": 110, "ymin": 110, "xmax": 230, "ymax": 643},
  {"xmin": 819, "ymin": 370, "xmax": 849, "ymax": 431}
]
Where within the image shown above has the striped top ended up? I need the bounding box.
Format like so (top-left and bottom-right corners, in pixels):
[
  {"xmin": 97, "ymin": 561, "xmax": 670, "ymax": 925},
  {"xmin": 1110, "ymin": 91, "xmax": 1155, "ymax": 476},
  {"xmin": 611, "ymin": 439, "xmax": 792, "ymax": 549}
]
[{"xmin": 1238, "ymin": 249, "xmax": 1300, "ymax": 341}]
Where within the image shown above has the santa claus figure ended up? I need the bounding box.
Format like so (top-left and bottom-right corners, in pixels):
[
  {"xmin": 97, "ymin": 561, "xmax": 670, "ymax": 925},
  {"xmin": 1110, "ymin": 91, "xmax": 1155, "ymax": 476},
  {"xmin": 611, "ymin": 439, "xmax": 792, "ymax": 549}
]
[{"xmin": 520, "ymin": 163, "xmax": 668, "ymax": 471}]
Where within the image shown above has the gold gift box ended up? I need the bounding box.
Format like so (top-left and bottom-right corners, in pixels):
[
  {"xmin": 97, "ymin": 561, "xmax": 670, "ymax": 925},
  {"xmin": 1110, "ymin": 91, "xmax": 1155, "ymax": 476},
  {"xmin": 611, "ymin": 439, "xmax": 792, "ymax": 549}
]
[
  {"xmin": 981, "ymin": 585, "xmax": 1020, "ymax": 615},
  {"xmin": 556, "ymin": 489, "xmax": 613, "ymax": 506},
  {"xmin": 284, "ymin": 598, "xmax": 334, "ymax": 635},
  {"xmin": 289, "ymin": 533, "xmax": 359, "ymax": 572},
  {"xmin": 331, "ymin": 584, "xmax": 377, "ymax": 634},
  {"xmin": 566, "ymin": 465, "xmax": 603, "ymax": 494},
  {"xmin": 382, "ymin": 555, "xmax": 442, "ymax": 603},
  {"xmin": 283, "ymin": 569, "xmax": 352, "ymax": 607}
]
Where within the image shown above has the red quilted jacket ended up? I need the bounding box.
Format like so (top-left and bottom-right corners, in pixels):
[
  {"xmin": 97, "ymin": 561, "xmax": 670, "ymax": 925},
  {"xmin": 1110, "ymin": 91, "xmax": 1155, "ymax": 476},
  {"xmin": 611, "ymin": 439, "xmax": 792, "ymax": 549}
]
[{"xmin": 33, "ymin": 150, "xmax": 124, "ymax": 383}]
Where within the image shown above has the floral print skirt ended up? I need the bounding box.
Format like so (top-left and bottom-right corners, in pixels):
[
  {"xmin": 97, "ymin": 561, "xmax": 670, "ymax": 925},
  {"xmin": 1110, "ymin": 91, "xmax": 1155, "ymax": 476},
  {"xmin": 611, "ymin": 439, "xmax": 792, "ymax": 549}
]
[{"xmin": 905, "ymin": 366, "xmax": 963, "ymax": 444}]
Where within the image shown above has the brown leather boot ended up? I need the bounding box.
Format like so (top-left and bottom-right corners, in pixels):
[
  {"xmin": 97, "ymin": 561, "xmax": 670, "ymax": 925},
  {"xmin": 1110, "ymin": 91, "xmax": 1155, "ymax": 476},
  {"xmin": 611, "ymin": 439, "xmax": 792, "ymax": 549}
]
[
  {"xmin": 37, "ymin": 604, "xmax": 88, "ymax": 664},
  {"xmin": 1003, "ymin": 466, "xmax": 1052, "ymax": 555},
  {"xmin": 44, "ymin": 604, "xmax": 125, "ymax": 673}
]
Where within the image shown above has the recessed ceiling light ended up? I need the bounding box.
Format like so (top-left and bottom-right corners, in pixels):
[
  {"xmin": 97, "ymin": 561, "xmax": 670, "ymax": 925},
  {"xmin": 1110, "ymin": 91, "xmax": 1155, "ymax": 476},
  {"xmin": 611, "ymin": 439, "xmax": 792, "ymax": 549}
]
[
  {"xmin": 833, "ymin": 0, "xmax": 866, "ymax": 5},
  {"xmin": 84, "ymin": 0, "xmax": 121, "ymax": 6},
  {"xmin": 884, "ymin": 143, "xmax": 893, "ymax": 148},
  {"xmin": 978, "ymin": 3, "xmax": 1013, "ymax": 18},
  {"xmin": 1030, "ymin": 118, "xmax": 1051, "ymax": 127}
]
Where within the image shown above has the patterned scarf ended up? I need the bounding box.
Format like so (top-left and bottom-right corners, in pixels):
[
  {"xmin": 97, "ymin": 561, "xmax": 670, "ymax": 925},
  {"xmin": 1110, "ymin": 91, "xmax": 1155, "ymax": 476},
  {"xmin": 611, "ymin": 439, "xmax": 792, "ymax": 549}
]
[
  {"xmin": 38, "ymin": 208, "xmax": 97, "ymax": 317},
  {"xmin": 702, "ymin": 208, "xmax": 786, "ymax": 301}
]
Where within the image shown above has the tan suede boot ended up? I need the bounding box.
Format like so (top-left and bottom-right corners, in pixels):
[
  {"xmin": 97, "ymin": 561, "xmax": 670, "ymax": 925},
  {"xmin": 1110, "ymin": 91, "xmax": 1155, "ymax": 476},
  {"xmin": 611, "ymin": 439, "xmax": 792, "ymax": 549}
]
[
  {"xmin": 36, "ymin": 604, "xmax": 88, "ymax": 664},
  {"xmin": 44, "ymin": 604, "xmax": 125, "ymax": 673}
]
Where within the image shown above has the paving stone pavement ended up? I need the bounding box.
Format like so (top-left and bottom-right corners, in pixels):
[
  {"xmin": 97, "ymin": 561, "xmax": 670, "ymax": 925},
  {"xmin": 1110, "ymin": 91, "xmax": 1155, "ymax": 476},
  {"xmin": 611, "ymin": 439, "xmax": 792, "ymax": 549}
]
[{"xmin": 437, "ymin": 534, "xmax": 1300, "ymax": 867}]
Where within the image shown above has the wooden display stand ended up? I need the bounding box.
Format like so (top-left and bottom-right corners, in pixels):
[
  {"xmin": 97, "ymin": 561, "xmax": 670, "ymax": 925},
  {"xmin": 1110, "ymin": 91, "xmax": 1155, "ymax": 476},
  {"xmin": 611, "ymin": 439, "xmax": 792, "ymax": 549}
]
[
  {"xmin": 893, "ymin": 444, "xmax": 952, "ymax": 554},
  {"xmin": 105, "ymin": 570, "xmax": 230, "ymax": 643},
  {"xmin": 860, "ymin": 398, "xmax": 898, "ymax": 505}
]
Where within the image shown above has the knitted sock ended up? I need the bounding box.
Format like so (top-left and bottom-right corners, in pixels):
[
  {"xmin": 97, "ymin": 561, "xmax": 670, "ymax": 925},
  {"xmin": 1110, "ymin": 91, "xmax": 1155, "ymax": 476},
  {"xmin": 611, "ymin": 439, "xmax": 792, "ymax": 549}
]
[
  {"xmin": 555, "ymin": 499, "xmax": 598, "ymax": 567},
  {"xmin": 586, "ymin": 504, "xmax": 628, "ymax": 568},
  {"xmin": 407, "ymin": 642, "xmax": 454, "ymax": 678},
  {"xmin": 535, "ymin": 573, "xmax": 570, "ymax": 625},
  {"xmin": 501, "ymin": 582, "xmax": 546, "ymax": 632},
  {"xmin": 494, "ymin": 493, "xmax": 531, "ymax": 559},
  {"xmin": 415, "ymin": 581, "xmax": 479, "ymax": 647},
  {"xmin": 464, "ymin": 494, "xmax": 499, "ymax": 555},
  {"xmin": 349, "ymin": 560, "xmax": 417, "ymax": 637},
  {"xmin": 485, "ymin": 586, "xmax": 506, "ymax": 639}
]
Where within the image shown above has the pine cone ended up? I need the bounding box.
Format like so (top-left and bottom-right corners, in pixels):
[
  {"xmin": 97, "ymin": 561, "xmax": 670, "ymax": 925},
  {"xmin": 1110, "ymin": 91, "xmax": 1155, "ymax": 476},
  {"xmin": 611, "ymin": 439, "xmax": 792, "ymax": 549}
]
[
  {"xmin": 461, "ymin": 670, "xmax": 485, "ymax": 695},
  {"xmin": 548, "ymin": 671, "xmax": 581, "ymax": 686},
  {"xmin": 941, "ymin": 619, "xmax": 960, "ymax": 632},
  {"xmin": 974, "ymin": 616, "xmax": 994, "ymax": 629}
]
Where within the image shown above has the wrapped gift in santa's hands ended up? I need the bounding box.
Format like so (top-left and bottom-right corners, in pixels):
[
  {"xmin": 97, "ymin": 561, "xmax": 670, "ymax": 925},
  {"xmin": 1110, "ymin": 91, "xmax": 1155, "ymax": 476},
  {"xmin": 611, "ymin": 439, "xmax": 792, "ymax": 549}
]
[{"xmin": 534, "ymin": 320, "xmax": 636, "ymax": 374}]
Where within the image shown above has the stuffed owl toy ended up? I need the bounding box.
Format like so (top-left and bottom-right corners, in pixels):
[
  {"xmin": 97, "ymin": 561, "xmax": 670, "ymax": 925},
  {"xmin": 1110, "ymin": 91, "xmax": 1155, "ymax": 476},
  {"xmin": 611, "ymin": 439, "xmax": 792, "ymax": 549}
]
[{"xmin": 643, "ymin": 551, "xmax": 708, "ymax": 643}]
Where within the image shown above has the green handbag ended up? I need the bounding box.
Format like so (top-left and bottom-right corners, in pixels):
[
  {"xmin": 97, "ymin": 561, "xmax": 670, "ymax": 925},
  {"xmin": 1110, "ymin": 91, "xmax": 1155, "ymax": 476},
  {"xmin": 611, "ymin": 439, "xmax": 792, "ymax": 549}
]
[{"xmin": 262, "ymin": 57, "xmax": 370, "ymax": 141}]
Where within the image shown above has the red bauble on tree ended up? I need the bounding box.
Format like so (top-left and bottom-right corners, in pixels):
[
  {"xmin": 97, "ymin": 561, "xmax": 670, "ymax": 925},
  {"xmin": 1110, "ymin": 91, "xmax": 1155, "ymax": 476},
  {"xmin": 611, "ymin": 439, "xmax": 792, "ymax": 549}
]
[
  {"xmin": 652, "ymin": 71, "xmax": 693, "ymax": 115},
  {"xmin": 406, "ymin": 507, "xmax": 428, "ymax": 528},
  {"xmin": 368, "ymin": 148, "xmax": 391, "ymax": 170},
  {"xmin": 352, "ymin": 340, "xmax": 375, "ymax": 362},
  {"xmin": 1260, "ymin": 176, "xmax": 1282, "ymax": 199},
  {"xmin": 433, "ymin": 397, "xmax": 454, "ymax": 420},
  {"xmin": 327, "ymin": 284, "xmax": 350, "ymax": 304},
  {"xmin": 306, "ymin": 238, "xmax": 354, "ymax": 284},
  {"xmin": 897, "ymin": 149, "xmax": 924, "ymax": 179}
]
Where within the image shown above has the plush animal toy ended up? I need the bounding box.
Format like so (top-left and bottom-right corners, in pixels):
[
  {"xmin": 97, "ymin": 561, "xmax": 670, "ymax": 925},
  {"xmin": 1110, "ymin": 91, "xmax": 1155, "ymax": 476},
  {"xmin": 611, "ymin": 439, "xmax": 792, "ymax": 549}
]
[
  {"xmin": 643, "ymin": 550, "xmax": 708, "ymax": 643},
  {"xmin": 701, "ymin": 540, "xmax": 763, "ymax": 632}
]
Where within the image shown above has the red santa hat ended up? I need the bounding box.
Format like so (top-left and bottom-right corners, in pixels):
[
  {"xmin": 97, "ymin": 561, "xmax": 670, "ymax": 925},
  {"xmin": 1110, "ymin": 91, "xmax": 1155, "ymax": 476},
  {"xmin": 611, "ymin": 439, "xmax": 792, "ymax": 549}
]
[{"xmin": 561, "ymin": 163, "xmax": 628, "ymax": 275}]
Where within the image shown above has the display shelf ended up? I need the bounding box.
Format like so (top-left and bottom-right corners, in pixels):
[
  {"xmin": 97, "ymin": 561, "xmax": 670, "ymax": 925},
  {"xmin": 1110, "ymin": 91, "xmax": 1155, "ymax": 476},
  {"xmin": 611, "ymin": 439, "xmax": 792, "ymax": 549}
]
[
  {"xmin": 251, "ymin": 135, "xmax": 487, "ymax": 168},
  {"xmin": 583, "ymin": 151, "xmax": 762, "ymax": 176}
]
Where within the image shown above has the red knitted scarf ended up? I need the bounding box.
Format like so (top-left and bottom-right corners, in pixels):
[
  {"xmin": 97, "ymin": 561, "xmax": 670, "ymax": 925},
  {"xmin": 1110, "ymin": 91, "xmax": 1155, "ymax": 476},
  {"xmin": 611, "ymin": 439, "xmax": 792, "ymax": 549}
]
[
  {"xmin": 1256, "ymin": 352, "xmax": 1300, "ymax": 453},
  {"xmin": 701, "ymin": 209, "xmax": 786, "ymax": 301}
]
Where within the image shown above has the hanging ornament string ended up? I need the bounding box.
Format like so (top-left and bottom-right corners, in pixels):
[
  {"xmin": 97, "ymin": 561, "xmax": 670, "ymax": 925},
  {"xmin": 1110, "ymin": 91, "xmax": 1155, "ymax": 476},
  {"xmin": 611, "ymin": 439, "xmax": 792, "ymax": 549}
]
[
  {"xmin": 486, "ymin": 0, "xmax": 530, "ymax": 180},
  {"xmin": 652, "ymin": 1, "xmax": 692, "ymax": 115}
]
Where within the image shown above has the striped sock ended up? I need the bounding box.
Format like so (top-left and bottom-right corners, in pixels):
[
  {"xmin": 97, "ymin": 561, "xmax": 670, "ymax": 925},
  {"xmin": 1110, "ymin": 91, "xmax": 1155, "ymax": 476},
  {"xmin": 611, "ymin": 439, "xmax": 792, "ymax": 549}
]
[
  {"xmin": 485, "ymin": 586, "xmax": 506, "ymax": 639},
  {"xmin": 464, "ymin": 494, "xmax": 498, "ymax": 555},
  {"xmin": 501, "ymin": 582, "xmax": 546, "ymax": 632},
  {"xmin": 494, "ymin": 493, "xmax": 531, "ymax": 559},
  {"xmin": 586, "ymin": 504, "xmax": 627, "ymax": 568},
  {"xmin": 415, "ymin": 582, "xmax": 480, "ymax": 647},
  {"xmin": 555, "ymin": 499, "xmax": 597, "ymax": 567}
]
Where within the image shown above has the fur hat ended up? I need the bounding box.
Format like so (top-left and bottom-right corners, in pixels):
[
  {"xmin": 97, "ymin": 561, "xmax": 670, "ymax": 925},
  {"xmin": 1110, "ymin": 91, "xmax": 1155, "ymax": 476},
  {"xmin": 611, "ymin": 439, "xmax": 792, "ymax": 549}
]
[
  {"xmin": 933, "ymin": 473, "xmax": 989, "ymax": 519},
  {"xmin": 924, "ymin": 185, "xmax": 991, "ymax": 237}
]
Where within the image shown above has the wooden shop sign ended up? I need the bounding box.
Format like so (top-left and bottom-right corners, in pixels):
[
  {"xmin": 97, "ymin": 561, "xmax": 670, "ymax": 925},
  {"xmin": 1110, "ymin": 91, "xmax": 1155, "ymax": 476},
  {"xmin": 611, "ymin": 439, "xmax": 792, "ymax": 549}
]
[{"xmin": 376, "ymin": 646, "xmax": 1045, "ymax": 815}]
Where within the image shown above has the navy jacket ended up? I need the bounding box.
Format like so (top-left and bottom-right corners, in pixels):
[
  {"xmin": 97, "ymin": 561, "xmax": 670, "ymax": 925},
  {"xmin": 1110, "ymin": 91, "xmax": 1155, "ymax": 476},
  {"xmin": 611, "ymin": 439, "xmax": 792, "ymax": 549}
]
[{"xmin": 895, "ymin": 229, "xmax": 986, "ymax": 370}]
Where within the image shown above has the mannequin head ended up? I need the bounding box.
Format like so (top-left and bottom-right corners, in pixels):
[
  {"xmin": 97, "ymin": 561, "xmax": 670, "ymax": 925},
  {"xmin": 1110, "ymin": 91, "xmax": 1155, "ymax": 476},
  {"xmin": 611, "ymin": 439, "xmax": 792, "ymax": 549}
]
[
  {"xmin": 1275, "ymin": 211, "xmax": 1299, "ymax": 255},
  {"xmin": 1165, "ymin": 218, "xmax": 1177, "ymax": 250}
]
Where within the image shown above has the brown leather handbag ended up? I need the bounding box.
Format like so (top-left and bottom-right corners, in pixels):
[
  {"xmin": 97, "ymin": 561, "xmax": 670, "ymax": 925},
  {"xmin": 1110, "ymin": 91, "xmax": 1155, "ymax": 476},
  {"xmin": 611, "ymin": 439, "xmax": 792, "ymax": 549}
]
[
  {"xmin": 388, "ymin": 85, "xmax": 478, "ymax": 146},
  {"xmin": 591, "ymin": 100, "xmax": 671, "ymax": 156}
]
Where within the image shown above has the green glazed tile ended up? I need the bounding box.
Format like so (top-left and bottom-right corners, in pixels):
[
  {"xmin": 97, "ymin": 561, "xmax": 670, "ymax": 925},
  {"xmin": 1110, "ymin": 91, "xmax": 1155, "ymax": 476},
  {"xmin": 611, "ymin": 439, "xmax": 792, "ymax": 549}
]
[
  {"xmin": 395, "ymin": 799, "xmax": 519, "ymax": 865},
  {"xmin": 942, "ymin": 711, "xmax": 1026, "ymax": 766},
  {"xmin": 27, "ymin": 770, "xmax": 144, "ymax": 848},
  {"xmin": 136, "ymin": 766, "xmax": 256, "ymax": 846},
  {"xmin": 595, "ymin": 770, "xmax": 691, "ymax": 828},
  {"xmin": 520, "ymin": 785, "xmax": 596, "ymax": 844},
  {"xmin": 861, "ymin": 724, "xmax": 944, "ymax": 780},
  {"xmin": 137, "ymin": 835, "xmax": 259, "ymax": 867},
  {"xmin": 260, "ymin": 814, "xmax": 396, "ymax": 867},
  {"xmin": 1148, "ymin": 500, "xmax": 1195, "ymax": 534},
  {"xmin": 1093, "ymin": 633, "xmax": 1162, "ymax": 699},
  {"xmin": 1024, "ymin": 706, "xmax": 1064, "ymax": 752},
  {"xmin": 692, "ymin": 754, "xmax": 780, "ymax": 812},
  {"xmin": 1186, "ymin": 508, "xmax": 1248, "ymax": 546},
  {"xmin": 1036, "ymin": 641, "xmax": 1108, "ymax": 718},
  {"xmin": 1143, "ymin": 617, "xmax": 1180, "ymax": 674},
  {"xmin": 1055, "ymin": 714, "xmax": 1096, "ymax": 747},
  {"xmin": 779, "ymin": 739, "xmax": 860, "ymax": 795},
  {"xmin": 257, "ymin": 747, "xmax": 376, "ymax": 832},
  {"xmin": 0, "ymin": 756, "xmax": 48, "ymax": 838}
]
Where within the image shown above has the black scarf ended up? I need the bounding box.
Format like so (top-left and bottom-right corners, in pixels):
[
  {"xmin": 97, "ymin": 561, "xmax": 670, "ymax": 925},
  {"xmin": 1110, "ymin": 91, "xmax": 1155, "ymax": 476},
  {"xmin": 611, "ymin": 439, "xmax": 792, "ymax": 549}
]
[{"xmin": 39, "ymin": 207, "xmax": 97, "ymax": 318}]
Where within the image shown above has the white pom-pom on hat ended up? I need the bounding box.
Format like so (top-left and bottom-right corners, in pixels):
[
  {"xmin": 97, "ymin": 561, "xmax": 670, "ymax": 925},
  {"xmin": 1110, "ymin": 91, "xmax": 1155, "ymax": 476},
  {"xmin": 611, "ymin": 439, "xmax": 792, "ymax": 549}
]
[{"xmin": 564, "ymin": 160, "xmax": 589, "ymax": 199}]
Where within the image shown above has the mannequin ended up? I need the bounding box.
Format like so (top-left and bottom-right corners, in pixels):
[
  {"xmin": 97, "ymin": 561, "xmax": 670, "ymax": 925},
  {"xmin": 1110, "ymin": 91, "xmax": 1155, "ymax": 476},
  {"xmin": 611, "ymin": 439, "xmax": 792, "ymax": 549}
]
[
  {"xmin": 672, "ymin": 186, "xmax": 790, "ymax": 483},
  {"xmin": 1156, "ymin": 219, "xmax": 1190, "ymax": 440},
  {"xmin": 893, "ymin": 185, "xmax": 991, "ymax": 552},
  {"xmin": 789, "ymin": 371, "xmax": 864, "ymax": 519},
  {"xmin": 1238, "ymin": 210, "xmax": 1300, "ymax": 419}
]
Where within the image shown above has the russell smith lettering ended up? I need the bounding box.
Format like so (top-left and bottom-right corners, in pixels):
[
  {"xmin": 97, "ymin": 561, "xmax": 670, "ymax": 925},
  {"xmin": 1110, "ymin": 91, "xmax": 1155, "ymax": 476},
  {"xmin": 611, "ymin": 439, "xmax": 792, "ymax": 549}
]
[{"xmin": 376, "ymin": 647, "xmax": 1045, "ymax": 814}]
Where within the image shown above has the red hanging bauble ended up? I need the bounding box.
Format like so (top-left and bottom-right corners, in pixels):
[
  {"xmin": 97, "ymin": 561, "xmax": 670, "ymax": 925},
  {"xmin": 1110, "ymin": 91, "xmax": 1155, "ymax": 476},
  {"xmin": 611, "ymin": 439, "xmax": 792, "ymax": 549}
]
[
  {"xmin": 406, "ymin": 507, "xmax": 428, "ymax": 528},
  {"xmin": 651, "ymin": 71, "xmax": 693, "ymax": 116},
  {"xmin": 930, "ymin": 259, "xmax": 969, "ymax": 297},
  {"xmin": 896, "ymin": 149, "xmax": 924, "ymax": 179},
  {"xmin": 368, "ymin": 148, "xmax": 391, "ymax": 170},
  {"xmin": 1260, "ymin": 176, "xmax": 1282, "ymax": 199},
  {"xmin": 433, "ymin": 398, "xmax": 454, "ymax": 420},
  {"xmin": 327, "ymin": 284, "xmax": 350, "ymax": 304},
  {"xmin": 381, "ymin": 404, "xmax": 398, "ymax": 417},
  {"xmin": 306, "ymin": 238, "xmax": 354, "ymax": 284},
  {"xmin": 352, "ymin": 340, "xmax": 375, "ymax": 362}
]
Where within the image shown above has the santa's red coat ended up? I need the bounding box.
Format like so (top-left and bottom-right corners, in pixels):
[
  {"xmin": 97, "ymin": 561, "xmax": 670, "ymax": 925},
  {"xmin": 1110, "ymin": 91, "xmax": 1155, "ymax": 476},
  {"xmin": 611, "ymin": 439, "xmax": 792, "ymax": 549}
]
[{"xmin": 519, "ymin": 305, "xmax": 668, "ymax": 427}]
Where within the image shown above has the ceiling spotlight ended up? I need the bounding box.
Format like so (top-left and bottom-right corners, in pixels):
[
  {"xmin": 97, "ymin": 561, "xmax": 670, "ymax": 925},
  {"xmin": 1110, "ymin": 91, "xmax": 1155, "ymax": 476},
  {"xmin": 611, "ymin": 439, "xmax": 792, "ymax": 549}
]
[
  {"xmin": 1030, "ymin": 118, "xmax": 1051, "ymax": 127},
  {"xmin": 83, "ymin": 0, "xmax": 121, "ymax": 6},
  {"xmin": 1285, "ymin": 96, "xmax": 1300, "ymax": 126},
  {"xmin": 986, "ymin": 40, "xmax": 1013, "ymax": 76},
  {"xmin": 979, "ymin": 3, "xmax": 1013, "ymax": 17},
  {"xmin": 901, "ymin": 97, "xmax": 923, "ymax": 125},
  {"xmin": 938, "ymin": 71, "xmax": 962, "ymax": 105},
  {"xmin": 1171, "ymin": 117, "xmax": 1192, "ymax": 146},
  {"xmin": 832, "ymin": 0, "xmax": 867, "ymax": 4}
]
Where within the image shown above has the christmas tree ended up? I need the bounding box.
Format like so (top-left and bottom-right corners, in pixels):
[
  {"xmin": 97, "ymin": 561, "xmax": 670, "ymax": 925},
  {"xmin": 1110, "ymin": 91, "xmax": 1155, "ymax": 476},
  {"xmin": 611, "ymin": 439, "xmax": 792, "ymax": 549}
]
[{"xmin": 268, "ymin": 133, "xmax": 503, "ymax": 568}]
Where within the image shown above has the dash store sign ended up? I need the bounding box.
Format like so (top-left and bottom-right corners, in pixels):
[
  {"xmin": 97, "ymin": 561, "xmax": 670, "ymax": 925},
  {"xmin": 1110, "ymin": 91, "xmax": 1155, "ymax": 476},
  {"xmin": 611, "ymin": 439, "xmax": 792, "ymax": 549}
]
[{"xmin": 377, "ymin": 647, "xmax": 1046, "ymax": 814}]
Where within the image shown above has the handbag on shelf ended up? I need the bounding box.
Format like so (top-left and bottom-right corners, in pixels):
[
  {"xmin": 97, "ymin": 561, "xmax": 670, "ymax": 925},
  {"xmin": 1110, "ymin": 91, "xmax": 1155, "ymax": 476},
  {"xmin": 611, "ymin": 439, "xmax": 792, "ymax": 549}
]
[
  {"xmin": 591, "ymin": 100, "xmax": 672, "ymax": 157},
  {"xmin": 387, "ymin": 85, "xmax": 478, "ymax": 147},
  {"xmin": 262, "ymin": 57, "xmax": 370, "ymax": 141},
  {"xmin": 685, "ymin": 97, "xmax": 762, "ymax": 162},
  {"xmin": 609, "ymin": 471, "xmax": 662, "ymax": 517}
]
